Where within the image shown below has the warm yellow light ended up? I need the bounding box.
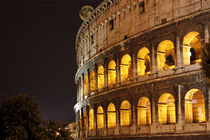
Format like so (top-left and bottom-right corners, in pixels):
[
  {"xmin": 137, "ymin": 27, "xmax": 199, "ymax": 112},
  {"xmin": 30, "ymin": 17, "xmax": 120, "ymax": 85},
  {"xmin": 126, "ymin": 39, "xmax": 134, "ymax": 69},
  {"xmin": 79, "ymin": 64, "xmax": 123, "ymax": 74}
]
[
  {"xmin": 84, "ymin": 75, "xmax": 88, "ymax": 95},
  {"xmin": 98, "ymin": 65, "xmax": 105, "ymax": 89},
  {"xmin": 108, "ymin": 60, "xmax": 116, "ymax": 86},
  {"xmin": 120, "ymin": 54, "xmax": 131, "ymax": 82},
  {"xmin": 107, "ymin": 103, "xmax": 116, "ymax": 128},
  {"xmin": 185, "ymin": 89, "xmax": 206, "ymax": 123},
  {"xmin": 183, "ymin": 31, "xmax": 201, "ymax": 65},
  {"xmin": 137, "ymin": 97, "xmax": 151, "ymax": 125},
  {"xmin": 157, "ymin": 40, "xmax": 175, "ymax": 71},
  {"xmin": 120, "ymin": 100, "xmax": 131, "ymax": 126},
  {"xmin": 97, "ymin": 106, "xmax": 104, "ymax": 129},
  {"xmin": 137, "ymin": 47, "xmax": 151, "ymax": 76},
  {"xmin": 90, "ymin": 71, "xmax": 96, "ymax": 92},
  {"xmin": 89, "ymin": 109, "xmax": 94, "ymax": 130},
  {"xmin": 158, "ymin": 93, "xmax": 176, "ymax": 124}
]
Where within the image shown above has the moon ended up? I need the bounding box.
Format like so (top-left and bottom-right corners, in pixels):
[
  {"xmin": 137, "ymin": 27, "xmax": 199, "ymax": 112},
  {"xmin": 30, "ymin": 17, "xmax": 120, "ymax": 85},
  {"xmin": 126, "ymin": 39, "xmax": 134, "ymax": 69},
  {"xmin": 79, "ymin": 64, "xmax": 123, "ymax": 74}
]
[{"xmin": 79, "ymin": 5, "xmax": 94, "ymax": 21}]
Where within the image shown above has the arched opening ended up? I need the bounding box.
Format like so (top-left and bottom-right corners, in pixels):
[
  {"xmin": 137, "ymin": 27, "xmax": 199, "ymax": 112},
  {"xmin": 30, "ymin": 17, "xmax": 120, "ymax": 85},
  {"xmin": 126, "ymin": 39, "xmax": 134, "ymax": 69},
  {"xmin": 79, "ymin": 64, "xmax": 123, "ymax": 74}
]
[
  {"xmin": 108, "ymin": 60, "xmax": 116, "ymax": 86},
  {"xmin": 90, "ymin": 71, "xmax": 96, "ymax": 92},
  {"xmin": 84, "ymin": 75, "xmax": 89, "ymax": 95},
  {"xmin": 185, "ymin": 89, "xmax": 206, "ymax": 123},
  {"xmin": 80, "ymin": 79, "xmax": 83, "ymax": 98},
  {"xmin": 183, "ymin": 31, "xmax": 202, "ymax": 65},
  {"xmin": 158, "ymin": 93, "xmax": 176, "ymax": 124},
  {"xmin": 89, "ymin": 109, "xmax": 94, "ymax": 130},
  {"xmin": 137, "ymin": 47, "xmax": 151, "ymax": 76},
  {"xmin": 83, "ymin": 111, "xmax": 86, "ymax": 130},
  {"xmin": 120, "ymin": 100, "xmax": 132, "ymax": 126},
  {"xmin": 97, "ymin": 106, "xmax": 104, "ymax": 129},
  {"xmin": 98, "ymin": 65, "xmax": 104, "ymax": 89},
  {"xmin": 157, "ymin": 40, "xmax": 175, "ymax": 71},
  {"xmin": 137, "ymin": 97, "xmax": 151, "ymax": 125},
  {"xmin": 120, "ymin": 54, "xmax": 132, "ymax": 82},
  {"xmin": 107, "ymin": 103, "xmax": 116, "ymax": 128}
]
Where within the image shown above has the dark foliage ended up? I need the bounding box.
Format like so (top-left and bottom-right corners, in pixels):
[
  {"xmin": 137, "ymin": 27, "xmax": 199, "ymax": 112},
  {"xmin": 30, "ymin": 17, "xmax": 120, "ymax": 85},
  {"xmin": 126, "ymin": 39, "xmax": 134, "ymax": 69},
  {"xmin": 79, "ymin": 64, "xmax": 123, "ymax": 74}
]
[{"xmin": 0, "ymin": 94, "xmax": 72, "ymax": 140}]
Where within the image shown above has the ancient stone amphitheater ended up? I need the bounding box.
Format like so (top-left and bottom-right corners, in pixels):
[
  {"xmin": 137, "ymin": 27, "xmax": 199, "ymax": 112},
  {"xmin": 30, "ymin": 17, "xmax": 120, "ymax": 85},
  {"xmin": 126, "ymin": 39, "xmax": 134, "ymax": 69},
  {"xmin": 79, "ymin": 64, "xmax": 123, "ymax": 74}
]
[{"xmin": 74, "ymin": 0, "xmax": 210, "ymax": 139}]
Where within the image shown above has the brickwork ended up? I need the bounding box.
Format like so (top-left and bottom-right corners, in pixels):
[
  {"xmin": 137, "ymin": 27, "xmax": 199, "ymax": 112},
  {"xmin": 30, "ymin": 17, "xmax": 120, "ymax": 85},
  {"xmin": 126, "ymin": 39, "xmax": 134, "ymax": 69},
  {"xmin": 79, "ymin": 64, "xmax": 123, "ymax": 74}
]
[{"xmin": 74, "ymin": 0, "xmax": 210, "ymax": 139}]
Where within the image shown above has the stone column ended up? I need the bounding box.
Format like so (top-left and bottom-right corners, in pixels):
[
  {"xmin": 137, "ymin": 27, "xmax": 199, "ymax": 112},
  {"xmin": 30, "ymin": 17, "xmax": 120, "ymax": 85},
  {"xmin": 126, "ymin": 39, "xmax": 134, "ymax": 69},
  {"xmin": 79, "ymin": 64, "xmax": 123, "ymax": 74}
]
[
  {"xmin": 131, "ymin": 103, "xmax": 137, "ymax": 134},
  {"xmin": 94, "ymin": 107, "xmax": 97, "ymax": 136},
  {"xmin": 204, "ymin": 24, "xmax": 209, "ymax": 43},
  {"xmin": 87, "ymin": 69, "xmax": 90, "ymax": 97},
  {"xmin": 116, "ymin": 54, "xmax": 121, "ymax": 86},
  {"xmin": 86, "ymin": 107, "xmax": 89, "ymax": 138},
  {"xmin": 132, "ymin": 51, "xmax": 137, "ymax": 82},
  {"xmin": 151, "ymin": 98, "xmax": 157, "ymax": 134},
  {"xmin": 95, "ymin": 65, "xmax": 98, "ymax": 94},
  {"xmin": 151, "ymin": 44, "xmax": 157, "ymax": 77},
  {"xmin": 104, "ymin": 61, "xmax": 109, "ymax": 90},
  {"xmin": 82, "ymin": 74, "xmax": 85, "ymax": 99},
  {"xmin": 104, "ymin": 107, "xmax": 108, "ymax": 136},
  {"xmin": 175, "ymin": 34, "xmax": 182, "ymax": 73},
  {"xmin": 115, "ymin": 107, "xmax": 120, "ymax": 135},
  {"xmin": 176, "ymin": 84, "xmax": 183, "ymax": 132}
]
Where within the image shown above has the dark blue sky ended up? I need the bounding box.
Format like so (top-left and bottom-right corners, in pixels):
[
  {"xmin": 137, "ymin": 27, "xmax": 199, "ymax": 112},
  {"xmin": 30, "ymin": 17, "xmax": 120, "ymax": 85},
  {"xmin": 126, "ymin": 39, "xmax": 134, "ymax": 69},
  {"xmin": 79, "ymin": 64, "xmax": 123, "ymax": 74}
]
[{"xmin": 0, "ymin": 0, "xmax": 103, "ymax": 123}]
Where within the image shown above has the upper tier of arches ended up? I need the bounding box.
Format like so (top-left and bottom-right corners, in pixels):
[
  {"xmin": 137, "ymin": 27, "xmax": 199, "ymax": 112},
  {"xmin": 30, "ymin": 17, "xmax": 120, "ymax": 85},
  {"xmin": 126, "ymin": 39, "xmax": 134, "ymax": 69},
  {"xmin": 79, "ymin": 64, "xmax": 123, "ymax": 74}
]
[
  {"xmin": 78, "ymin": 31, "xmax": 206, "ymax": 100},
  {"xmin": 76, "ymin": 0, "xmax": 210, "ymax": 68}
]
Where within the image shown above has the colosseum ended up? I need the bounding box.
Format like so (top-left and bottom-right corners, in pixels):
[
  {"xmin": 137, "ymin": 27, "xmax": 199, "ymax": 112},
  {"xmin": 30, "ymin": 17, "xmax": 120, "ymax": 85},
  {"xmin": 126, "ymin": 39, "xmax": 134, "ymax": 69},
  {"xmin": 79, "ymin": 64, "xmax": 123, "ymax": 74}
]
[{"xmin": 74, "ymin": 0, "xmax": 210, "ymax": 139}]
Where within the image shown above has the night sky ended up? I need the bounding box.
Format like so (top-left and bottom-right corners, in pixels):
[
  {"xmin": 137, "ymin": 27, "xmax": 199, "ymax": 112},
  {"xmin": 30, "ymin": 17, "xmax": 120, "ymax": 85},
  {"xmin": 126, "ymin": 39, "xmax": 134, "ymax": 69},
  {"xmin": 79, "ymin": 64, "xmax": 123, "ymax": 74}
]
[{"xmin": 0, "ymin": 0, "xmax": 103, "ymax": 124}]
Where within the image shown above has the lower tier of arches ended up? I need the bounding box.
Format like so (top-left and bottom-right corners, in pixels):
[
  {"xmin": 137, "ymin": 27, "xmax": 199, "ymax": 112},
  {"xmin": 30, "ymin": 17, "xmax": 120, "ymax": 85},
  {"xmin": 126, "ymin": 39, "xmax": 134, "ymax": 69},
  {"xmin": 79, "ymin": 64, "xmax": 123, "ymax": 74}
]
[{"xmin": 75, "ymin": 71, "xmax": 210, "ymax": 139}]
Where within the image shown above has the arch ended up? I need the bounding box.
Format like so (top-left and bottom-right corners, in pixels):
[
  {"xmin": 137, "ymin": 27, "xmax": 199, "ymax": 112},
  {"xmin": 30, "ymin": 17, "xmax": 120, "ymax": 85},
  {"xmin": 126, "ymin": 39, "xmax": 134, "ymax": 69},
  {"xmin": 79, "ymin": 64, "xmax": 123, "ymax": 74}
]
[
  {"xmin": 84, "ymin": 75, "xmax": 89, "ymax": 95},
  {"xmin": 185, "ymin": 89, "xmax": 206, "ymax": 123},
  {"xmin": 108, "ymin": 60, "xmax": 116, "ymax": 86},
  {"xmin": 97, "ymin": 106, "xmax": 104, "ymax": 129},
  {"xmin": 120, "ymin": 54, "xmax": 132, "ymax": 82},
  {"xmin": 98, "ymin": 65, "xmax": 105, "ymax": 89},
  {"xmin": 157, "ymin": 40, "xmax": 175, "ymax": 71},
  {"xmin": 120, "ymin": 100, "xmax": 132, "ymax": 126},
  {"xmin": 107, "ymin": 103, "xmax": 116, "ymax": 128},
  {"xmin": 80, "ymin": 79, "xmax": 83, "ymax": 98},
  {"xmin": 90, "ymin": 71, "xmax": 96, "ymax": 92},
  {"xmin": 158, "ymin": 93, "xmax": 176, "ymax": 124},
  {"xmin": 183, "ymin": 31, "xmax": 202, "ymax": 65},
  {"xmin": 137, "ymin": 47, "xmax": 151, "ymax": 76},
  {"xmin": 89, "ymin": 108, "xmax": 94, "ymax": 130},
  {"xmin": 137, "ymin": 97, "xmax": 151, "ymax": 125}
]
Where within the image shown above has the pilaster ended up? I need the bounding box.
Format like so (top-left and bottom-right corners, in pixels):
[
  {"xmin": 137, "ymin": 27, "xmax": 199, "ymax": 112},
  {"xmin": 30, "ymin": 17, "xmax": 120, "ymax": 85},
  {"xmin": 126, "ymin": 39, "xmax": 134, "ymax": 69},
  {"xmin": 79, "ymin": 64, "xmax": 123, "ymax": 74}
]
[
  {"xmin": 176, "ymin": 84, "xmax": 183, "ymax": 132},
  {"xmin": 175, "ymin": 34, "xmax": 182, "ymax": 73}
]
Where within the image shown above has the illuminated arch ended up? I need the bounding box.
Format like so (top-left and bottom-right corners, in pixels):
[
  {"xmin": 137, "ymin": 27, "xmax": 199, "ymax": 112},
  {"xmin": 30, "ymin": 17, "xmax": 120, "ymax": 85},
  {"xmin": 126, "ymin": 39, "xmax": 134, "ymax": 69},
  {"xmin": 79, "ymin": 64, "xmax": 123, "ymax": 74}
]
[
  {"xmin": 137, "ymin": 97, "xmax": 151, "ymax": 125},
  {"xmin": 183, "ymin": 31, "xmax": 202, "ymax": 65},
  {"xmin": 90, "ymin": 71, "xmax": 96, "ymax": 92},
  {"xmin": 185, "ymin": 89, "xmax": 206, "ymax": 123},
  {"xmin": 89, "ymin": 108, "xmax": 94, "ymax": 130},
  {"xmin": 108, "ymin": 60, "xmax": 116, "ymax": 86},
  {"xmin": 84, "ymin": 75, "xmax": 89, "ymax": 95},
  {"xmin": 80, "ymin": 79, "xmax": 83, "ymax": 98},
  {"xmin": 120, "ymin": 54, "xmax": 132, "ymax": 82},
  {"xmin": 120, "ymin": 100, "xmax": 132, "ymax": 126},
  {"xmin": 158, "ymin": 93, "xmax": 176, "ymax": 124},
  {"xmin": 157, "ymin": 40, "xmax": 175, "ymax": 71},
  {"xmin": 97, "ymin": 106, "xmax": 104, "ymax": 129},
  {"xmin": 98, "ymin": 65, "xmax": 105, "ymax": 89},
  {"xmin": 107, "ymin": 103, "xmax": 116, "ymax": 128},
  {"xmin": 137, "ymin": 47, "xmax": 151, "ymax": 76}
]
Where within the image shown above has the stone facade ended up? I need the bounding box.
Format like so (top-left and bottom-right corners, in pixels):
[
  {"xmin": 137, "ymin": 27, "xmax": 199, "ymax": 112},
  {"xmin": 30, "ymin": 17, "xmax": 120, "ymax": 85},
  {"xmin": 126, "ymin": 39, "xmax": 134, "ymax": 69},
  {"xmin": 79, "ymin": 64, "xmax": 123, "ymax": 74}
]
[{"xmin": 74, "ymin": 0, "xmax": 210, "ymax": 139}]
